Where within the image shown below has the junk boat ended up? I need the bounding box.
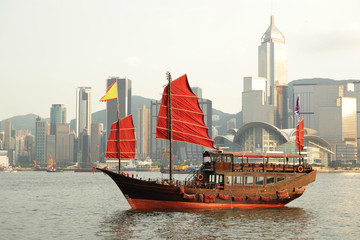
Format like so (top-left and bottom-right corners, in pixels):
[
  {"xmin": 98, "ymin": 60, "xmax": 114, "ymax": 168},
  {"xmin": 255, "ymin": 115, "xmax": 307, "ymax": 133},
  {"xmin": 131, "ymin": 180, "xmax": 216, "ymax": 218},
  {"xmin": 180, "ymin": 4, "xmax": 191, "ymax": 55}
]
[{"xmin": 97, "ymin": 73, "xmax": 316, "ymax": 209}]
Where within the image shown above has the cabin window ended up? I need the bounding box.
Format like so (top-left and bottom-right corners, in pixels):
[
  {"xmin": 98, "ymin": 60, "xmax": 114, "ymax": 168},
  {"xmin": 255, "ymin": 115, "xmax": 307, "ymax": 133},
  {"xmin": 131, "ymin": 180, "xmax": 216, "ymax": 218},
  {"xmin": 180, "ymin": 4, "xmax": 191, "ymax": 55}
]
[
  {"xmin": 266, "ymin": 176, "xmax": 275, "ymax": 184},
  {"xmin": 219, "ymin": 175, "xmax": 224, "ymax": 184},
  {"xmin": 226, "ymin": 176, "xmax": 232, "ymax": 185},
  {"xmin": 255, "ymin": 176, "xmax": 264, "ymax": 185},
  {"xmin": 210, "ymin": 174, "xmax": 215, "ymax": 183},
  {"xmin": 277, "ymin": 177, "xmax": 285, "ymax": 182},
  {"xmin": 210, "ymin": 174, "xmax": 224, "ymax": 184},
  {"xmin": 234, "ymin": 176, "xmax": 242, "ymax": 184},
  {"xmin": 244, "ymin": 176, "xmax": 253, "ymax": 185},
  {"xmin": 234, "ymin": 157, "xmax": 241, "ymax": 163}
]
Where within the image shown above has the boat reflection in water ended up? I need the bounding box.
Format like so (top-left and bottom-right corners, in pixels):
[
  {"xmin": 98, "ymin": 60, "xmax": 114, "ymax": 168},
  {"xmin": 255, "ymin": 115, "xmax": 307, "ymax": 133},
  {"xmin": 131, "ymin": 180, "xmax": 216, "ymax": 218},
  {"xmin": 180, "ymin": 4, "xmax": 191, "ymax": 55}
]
[{"xmin": 98, "ymin": 207, "xmax": 313, "ymax": 239}]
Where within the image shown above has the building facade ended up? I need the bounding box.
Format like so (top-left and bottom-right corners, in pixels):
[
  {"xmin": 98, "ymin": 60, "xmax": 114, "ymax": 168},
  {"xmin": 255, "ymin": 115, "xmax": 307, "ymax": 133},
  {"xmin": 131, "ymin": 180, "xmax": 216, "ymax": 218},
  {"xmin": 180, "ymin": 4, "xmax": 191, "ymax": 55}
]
[
  {"xmin": 136, "ymin": 104, "xmax": 150, "ymax": 160},
  {"xmin": 35, "ymin": 117, "xmax": 49, "ymax": 164},
  {"xmin": 55, "ymin": 124, "xmax": 71, "ymax": 164},
  {"xmin": 292, "ymin": 82, "xmax": 358, "ymax": 163},
  {"xmin": 50, "ymin": 104, "xmax": 66, "ymax": 135},
  {"xmin": 76, "ymin": 87, "xmax": 92, "ymax": 136},
  {"xmin": 4, "ymin": 119, "xmax": 13, "ymax": 149},
  {"xmin": 90, "ymin": 123, "xmax": 103, "ymax": 162}
]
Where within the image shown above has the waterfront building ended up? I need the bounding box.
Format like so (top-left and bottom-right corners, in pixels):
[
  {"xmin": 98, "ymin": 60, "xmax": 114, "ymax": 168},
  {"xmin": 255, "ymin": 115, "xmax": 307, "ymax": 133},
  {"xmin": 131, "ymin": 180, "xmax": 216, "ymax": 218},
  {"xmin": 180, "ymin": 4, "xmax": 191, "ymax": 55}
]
[
  {"xmin": 50, "ymin": 104, "xmax": 66, "ymax": 135},
  {"xmin": 81, "ymin": 129, "xmax": 90, "ymax": 163},
  {"xmin": 242, "ymin": 77, "xmax": 274, "ymax": 125},
  {"xmin": 106, "ymin": 77, "xmax": 131, "ymax": 140},
  {"xmin": 292, "ymin": 82, "xmax": 358, "ymax": 163},
  {"xmin": 4, "ymin": 119, "xmax": 13, "ymax": 150},
  {"xmin": 46, "ymin": 135, "xmax": 56, "ymax": 164},
  {"xmin": 90, "ymin": 123, "xmax": 103, "ymax": 162},
  {"xmin": 69, "ymin": 131, "xmax": 76, "ymax": 163},
  {"xmin": 55, "ymin": 124, "xmax": 71, "ymax": 164},
  {"xmin": 136, "ymin": 104, "xmax": 150, "ymax": 160},
  {"xmin": 0, "ymin": 132, "xmax": 4, "ymax": 149},
  {"xmin": 232, "ymin": 122, "xmax": 332, "ymax": 166},
  {"xmin": 76, "ymin": 87, "xmax": 92, "ymax": 136},
  {"xmin": 227, "ymin": 118, "xmax": 236, "ymax": 131},
  {"xmin": 35, "ymin": 117, "xmax": 49, "ymax": 164},
  {"xmin": 24, "ymin": 135, "xmax": 35, "ymax": 161},
  {"xmin": 76, "ymin": 87, "xmax": 91, "ymax": 155},
  {"xmin": 150, "ymin": 100, "xmax": 167, "ymax": 161}
]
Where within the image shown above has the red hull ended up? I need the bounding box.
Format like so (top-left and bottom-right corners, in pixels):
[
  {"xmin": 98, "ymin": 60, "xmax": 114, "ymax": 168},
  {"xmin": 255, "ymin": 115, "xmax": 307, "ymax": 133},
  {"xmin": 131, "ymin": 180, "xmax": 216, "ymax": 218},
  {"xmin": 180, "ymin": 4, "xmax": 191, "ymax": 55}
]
[
  {"xmin": 97, "ymin": 168, "xmax": 315, "ymax": 210},
  {"xmin": 127, "ymin": 198, "xmax": 284, "ymax": 210}
]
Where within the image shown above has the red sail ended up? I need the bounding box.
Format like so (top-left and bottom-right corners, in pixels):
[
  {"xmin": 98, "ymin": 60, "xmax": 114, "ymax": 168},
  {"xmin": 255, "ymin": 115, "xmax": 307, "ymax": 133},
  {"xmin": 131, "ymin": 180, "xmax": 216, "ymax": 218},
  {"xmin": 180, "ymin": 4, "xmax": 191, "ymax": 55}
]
[
  {"xmin": 106, "ymin": 115, "xmax": 136, "ymax": 159},
  {"xmin": 156, "ymin": 74, "xmax": 214, "ymax": 149},
  {"xmin": 296, "ymin": 119, "xmax": 304, "ymax": 152}
]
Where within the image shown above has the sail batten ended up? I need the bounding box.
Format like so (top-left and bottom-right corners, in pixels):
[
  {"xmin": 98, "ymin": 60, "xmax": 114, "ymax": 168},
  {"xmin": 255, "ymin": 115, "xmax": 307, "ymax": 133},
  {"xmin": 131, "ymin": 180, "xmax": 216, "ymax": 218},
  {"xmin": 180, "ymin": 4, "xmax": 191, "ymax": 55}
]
[
  {"xmin": 156, "ymin": 74, "xmax": 214, "ymax": 149},
  {"xmin": 106, "ymin": 115, "xmax": 136, "ymax": 160}
]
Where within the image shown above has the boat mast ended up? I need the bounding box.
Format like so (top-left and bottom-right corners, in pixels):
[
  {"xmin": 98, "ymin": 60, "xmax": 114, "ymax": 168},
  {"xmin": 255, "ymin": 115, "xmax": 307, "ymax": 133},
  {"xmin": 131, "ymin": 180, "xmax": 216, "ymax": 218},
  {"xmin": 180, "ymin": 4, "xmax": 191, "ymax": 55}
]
[
  {"xmin": 117, "ymin": 102, "xmax": 121, "ymax": 174},
  {"xmin": 167, "ymin": 71, "xmax": 173, "ymax": 182}
]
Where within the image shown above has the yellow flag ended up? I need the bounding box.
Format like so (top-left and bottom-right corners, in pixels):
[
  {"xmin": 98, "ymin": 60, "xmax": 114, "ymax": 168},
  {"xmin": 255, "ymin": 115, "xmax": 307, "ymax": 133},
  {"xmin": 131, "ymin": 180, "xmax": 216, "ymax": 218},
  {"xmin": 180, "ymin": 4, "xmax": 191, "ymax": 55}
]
[{"xmin": 100, "ymin": 81, "xmax": 117, "ymax": 102}]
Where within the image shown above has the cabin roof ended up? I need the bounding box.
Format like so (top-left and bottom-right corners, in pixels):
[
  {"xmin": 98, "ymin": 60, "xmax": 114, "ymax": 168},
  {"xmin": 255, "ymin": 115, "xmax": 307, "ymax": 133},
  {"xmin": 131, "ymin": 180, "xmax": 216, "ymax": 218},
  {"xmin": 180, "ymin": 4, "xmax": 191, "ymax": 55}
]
[{"xmin": 204, "ymin": 151, "xmax": 303, "ymax": 159}]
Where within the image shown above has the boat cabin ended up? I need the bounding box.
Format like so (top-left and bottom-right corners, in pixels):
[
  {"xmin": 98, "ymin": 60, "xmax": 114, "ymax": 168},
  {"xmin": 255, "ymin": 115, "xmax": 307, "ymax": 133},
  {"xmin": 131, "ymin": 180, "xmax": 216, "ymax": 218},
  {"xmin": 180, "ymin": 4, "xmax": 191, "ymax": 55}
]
[{"xmin": 188, "ymin": 150, "xmax": 313, "ymax": 190}]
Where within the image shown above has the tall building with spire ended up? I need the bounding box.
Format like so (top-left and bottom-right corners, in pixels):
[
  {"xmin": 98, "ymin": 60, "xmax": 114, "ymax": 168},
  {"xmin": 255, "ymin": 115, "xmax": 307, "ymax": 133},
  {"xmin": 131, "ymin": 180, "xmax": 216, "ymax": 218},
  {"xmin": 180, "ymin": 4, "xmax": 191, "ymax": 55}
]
[
  {"xmin": 243, "ymin": 15, "xmax": 288, "ymax": 128},
  {"xmin": 258, "ymin": 15, "xmax": 288, "ymax": 128}
]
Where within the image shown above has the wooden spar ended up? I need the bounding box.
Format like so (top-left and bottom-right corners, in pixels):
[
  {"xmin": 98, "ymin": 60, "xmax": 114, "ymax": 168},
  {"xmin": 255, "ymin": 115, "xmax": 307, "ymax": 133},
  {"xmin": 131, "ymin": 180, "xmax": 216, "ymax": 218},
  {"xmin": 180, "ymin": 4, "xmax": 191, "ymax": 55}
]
[
  {"xmin": 117, "ymin": 102, "xmax": 121, "ymax": 174},
  {"xmin": 167, "ymin": 71, "xmax": 173, "ymax": 182}
]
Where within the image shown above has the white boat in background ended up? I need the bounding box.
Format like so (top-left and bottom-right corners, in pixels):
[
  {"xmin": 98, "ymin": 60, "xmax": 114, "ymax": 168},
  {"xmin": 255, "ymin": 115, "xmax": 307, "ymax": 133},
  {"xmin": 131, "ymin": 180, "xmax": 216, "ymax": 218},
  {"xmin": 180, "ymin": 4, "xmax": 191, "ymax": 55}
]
[{"xmin": 2, "ymin": 165, "xmax": 17, "ymax": 173}]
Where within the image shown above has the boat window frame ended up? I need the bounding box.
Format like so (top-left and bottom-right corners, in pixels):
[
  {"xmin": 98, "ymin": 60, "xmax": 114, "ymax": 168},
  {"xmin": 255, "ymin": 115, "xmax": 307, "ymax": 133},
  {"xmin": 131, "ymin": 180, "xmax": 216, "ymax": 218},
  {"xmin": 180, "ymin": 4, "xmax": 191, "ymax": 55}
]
[
  {"xmin": 226, "ymin": 176, "xmax": 232, "ymax": 185},
  {"xmin": 234, "ymin": 176, "xmax": 243, "ymax": 185},
  {"xmin": 255, "ymin": 176, "xmax": 264, "ymax": 185},
  {"xmin": 266, "ymin": 176, "xmax": 275, "ymax": 185},
  {"xmin": 244, "ymin": 176, "xmax": 254, "ymax": 185},
  {"xmin": 276, "ymin": 177, "xmax": 285, "ymax": 182}
]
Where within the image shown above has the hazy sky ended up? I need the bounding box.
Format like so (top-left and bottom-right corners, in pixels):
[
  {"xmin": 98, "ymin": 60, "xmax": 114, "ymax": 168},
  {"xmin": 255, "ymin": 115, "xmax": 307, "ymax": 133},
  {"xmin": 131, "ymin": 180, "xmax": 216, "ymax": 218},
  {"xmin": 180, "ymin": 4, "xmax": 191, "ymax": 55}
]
[{"xmin": 1, "ymin": 0, "xmax": 359, "ymax": 121}]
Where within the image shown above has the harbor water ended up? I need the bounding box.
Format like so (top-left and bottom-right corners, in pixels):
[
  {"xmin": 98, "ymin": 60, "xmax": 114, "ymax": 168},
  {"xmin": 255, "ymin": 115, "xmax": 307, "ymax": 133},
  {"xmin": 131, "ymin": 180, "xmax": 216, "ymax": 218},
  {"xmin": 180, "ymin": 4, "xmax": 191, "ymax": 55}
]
[{"xmin": 1, "ymin": 171, "xmax": 359, "ymax": 239}]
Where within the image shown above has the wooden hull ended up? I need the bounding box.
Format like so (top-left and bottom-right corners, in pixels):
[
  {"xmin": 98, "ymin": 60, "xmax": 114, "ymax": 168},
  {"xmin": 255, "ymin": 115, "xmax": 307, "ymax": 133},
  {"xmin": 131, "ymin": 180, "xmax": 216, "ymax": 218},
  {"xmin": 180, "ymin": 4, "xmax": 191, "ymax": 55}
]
[{"xmin": 97, "ymin": 168, "xmax": 316, "ymax": 210}]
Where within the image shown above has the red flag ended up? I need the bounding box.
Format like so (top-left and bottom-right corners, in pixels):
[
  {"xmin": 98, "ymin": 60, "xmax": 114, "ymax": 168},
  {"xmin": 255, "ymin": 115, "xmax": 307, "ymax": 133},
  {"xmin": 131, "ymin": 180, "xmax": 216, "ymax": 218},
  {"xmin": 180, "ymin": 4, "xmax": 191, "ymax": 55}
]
[{"xmin": 296, "ymin": 119, "xmax": 304, "ymax": 152}]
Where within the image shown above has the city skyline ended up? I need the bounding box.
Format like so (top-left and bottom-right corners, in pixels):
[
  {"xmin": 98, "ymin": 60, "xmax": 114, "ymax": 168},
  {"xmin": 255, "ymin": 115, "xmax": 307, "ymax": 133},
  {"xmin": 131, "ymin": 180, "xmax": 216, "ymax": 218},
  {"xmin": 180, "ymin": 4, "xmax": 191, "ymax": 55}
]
[{"xmin": 1, "ymin": 0, "xmax": 360, "ymax": 121}]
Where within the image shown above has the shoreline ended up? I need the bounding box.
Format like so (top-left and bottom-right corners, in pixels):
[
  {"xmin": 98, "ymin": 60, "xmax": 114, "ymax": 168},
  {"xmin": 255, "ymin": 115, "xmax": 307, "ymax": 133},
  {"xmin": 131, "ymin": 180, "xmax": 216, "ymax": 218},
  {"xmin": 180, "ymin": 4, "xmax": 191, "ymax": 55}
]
[{"xmin": 313, "ymin": 167, "xmax": 360, "ymax": 173}]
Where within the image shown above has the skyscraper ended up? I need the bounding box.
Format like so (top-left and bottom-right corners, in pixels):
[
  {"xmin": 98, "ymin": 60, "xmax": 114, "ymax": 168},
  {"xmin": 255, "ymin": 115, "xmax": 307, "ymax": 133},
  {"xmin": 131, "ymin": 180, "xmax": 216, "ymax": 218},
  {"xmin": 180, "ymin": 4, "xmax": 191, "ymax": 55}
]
[
  {"xmin": 4, "ymin": 119, "xmax": 12, "ymax": 149},
  {"xmin": 292, "ymin": 82, "xmax": 358, "ymax": 163},
  {"xmin": 242, "ymin": 15, "xmax": 288, "ymax": 128},
  {"xmin": 55, "ymin": 124, "xmax": 71, "ymax": 164},
  {"xmin": 258, "ymin": 16, "xmax": 288, "ymax": 128},
  {"xmin": 35, "ymin": 117, "xmax": 49, "ymax": 164},
  {"xmin": 258, "ymin": 15, "xmax": 288, "ymax": 105},
  {"xmin": 50, "ymin": 104, "xmax": 66, "ymax": 135},
  {"xmin": 105, "ymin": 77, "xmax": 132, "ymax": 139},
  {"xmin": 76, "ymin": 87, "xmax": 92, "ymax": 136},
  {"xmin": 90, "ymin": 123, "xmax": 103, "ymax": 162},
  {"xmin": 136, "ymin": 104, "xmax": 150, "ymax": 159}
]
